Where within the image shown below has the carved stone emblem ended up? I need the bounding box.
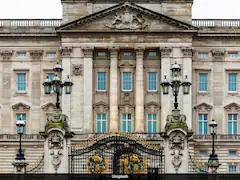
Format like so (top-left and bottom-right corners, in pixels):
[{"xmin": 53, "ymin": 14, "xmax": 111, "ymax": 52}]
[
  {"xmin": 12, "ymin": 102, "xmax": 30, "ymax": 111},
  {"xmin": 212, "ymin": 50, "xmax": 225, "ymax": 61},
  {"xmin": 1, "ymin": 50, "xmax": 13, "ymax": 60},
  {"xmin": 160, "ymin": 47, "xmax": 172, "ymax": 57},
  {"xmin": 61, "ymin": 47, "xmax": 72, "ymax": 57},
  {"xmin": 181, "ymin": 47, "xmax": 193, "ymax": 57},
  {"xmin": 106, "ymin": 9, "xmax": 149, "ymax": 30},
  {"xmin": 30, "ymin": 50, "xmax": 43, "ymax": 59},
  {"xmin": 72, "ymin": 64, "xmax": 83, "ymax": 76}
]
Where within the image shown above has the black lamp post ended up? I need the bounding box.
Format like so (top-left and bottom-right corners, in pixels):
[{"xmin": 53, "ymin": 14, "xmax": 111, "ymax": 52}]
[
  {"xmin": 160, "ymin": 62, "xmax": 191, "ymax": 109},
  {"xmin": 42, "ymin": 61, "xmax": 74, "ymax": 109},
  {"xmin": 16, "ymin": 116, "xmax": 25, "ymax": 160},
  {"xmin": 207, "ymin": 118, "xmax": 220, "ymax": 173}
]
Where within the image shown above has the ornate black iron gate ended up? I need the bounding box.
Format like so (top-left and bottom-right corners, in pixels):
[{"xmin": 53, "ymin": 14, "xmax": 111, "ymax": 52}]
[{"xmin": 69, "ymin": 133, "xmax": 164, "ymax": 174}]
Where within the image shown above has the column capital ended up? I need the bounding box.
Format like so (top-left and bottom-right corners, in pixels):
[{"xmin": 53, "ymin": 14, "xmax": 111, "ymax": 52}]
[
  {"xmin": 160, "ymin": 47, "xmax": 172, "ymax": 58},
  {"xmin": 181, "ymin": 47, "xmax": 193, "ymax": 58},
  {"xmin": 61, "ymin": 47, "xmax": 73, "ymax": 57},
  {"xmin": 30, "ymin": 50, "xmax": 44, "ymax": 60},
  {"xmin": 82, "ymin": 47, "xmax": 94, "ymax": 58},
  {"xmin": 109, "ymin": 47, "xmax": 119, "ymax": 57},
  {"xmin": 0, "ymin": 50, "xmax": 13, "ymax": 60},
  {"xmin": 212, "ymin": 50, "xmax": 225, "ymax": 61},
  {"xmin": 135, "ymin": 46, "xmax": 145, "ymax": 56}
]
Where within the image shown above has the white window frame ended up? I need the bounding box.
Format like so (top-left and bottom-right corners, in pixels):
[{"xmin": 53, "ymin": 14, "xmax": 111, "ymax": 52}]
[
  {"xmin": 228, "ymin": 113, "xmax": 238, "ymax": 135},
  {"xmin": 97, "ymin": 72, "xmax": 107, "ymax": 92},
  {"xmin": 147, "ymin": 72, "xmax": 157, "ymax": 92},
  {"xmin": 122, "ymin": 72, "xmax": 133, "ymax": 92},
  {"xmin": 122, "ymin": 113, "xmax": 132, "ymax": 132}
]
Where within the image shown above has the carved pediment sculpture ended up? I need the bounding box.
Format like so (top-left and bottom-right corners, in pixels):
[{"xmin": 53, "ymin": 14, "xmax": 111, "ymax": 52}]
[
  {"xmin": 30, "ymin": 50, "xmax": 43, "ymax": 59},
  {"xmin": 212, "ymin": 50, "xmax": 225, "ymax": 61},
  {"xmin": 12, "ymin": 102, "xmax": 30, "ymax": 111},
  {"xmin": 41, "ymin": 102, "xmax": 56, "ymax": 111},
  {"xmin": 144, "ymin": 101, "xmax": 160, "ymax": 114},
  {"xmin": 194, "ymin": 102, "xmax": 213, "ymax": 112},
  {"xmin": 106, "ymin": 8, "xmax": 149, "ymax": 30},
  {"xmin": 72, "ymin": 64, "xmax": 83, "ymax": 76},
  {"xmin": 224, "ymin": 102, "xmax": 240, "ymax": 111},
  {"xmin": 1, "ymin": 50, "xmax": 13, "ymax": 60},
  {"xmin": 93, "ymin": 101, "xmax": 109, "ymax": 113}
]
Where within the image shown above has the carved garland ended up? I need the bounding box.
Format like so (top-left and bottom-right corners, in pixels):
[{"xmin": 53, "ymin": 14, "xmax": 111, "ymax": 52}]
[
  {"xmin": 30, "ymin": 50, "xmax": 44, "ymax": 59},
  {"xmin": 61, "ymin": 47, "xmax": 72, "ymax": 57},
  {"xmin": 181, "ymin": 47, "xmax": 193, "ymax": 57},
  {"xmin": 212, "ymin": 50, "xmax": 225, "ymax": 61},
  {"xmin": 1, "ymin": 50, "xmax": 13, "ymax": 60},
  {"xmin": 72, "ymin": 64, "xmax": 83, "ymax": 76},
  {"xmin": 160, "ymin": 47, "xmax": 172, "ymax": 57}
]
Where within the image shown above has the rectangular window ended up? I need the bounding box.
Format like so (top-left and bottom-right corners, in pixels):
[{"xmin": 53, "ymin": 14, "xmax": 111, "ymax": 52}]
[
  {"xmin": 17, "ymin": 52, "xmax": 27, "ymax": 57},
  {"xmin": 148, "ymin": 72, "xmax": 157, "ymax": 91},
  {"xmin": 229, "ymin": 150, "xmax": 237, "ymax": 156},
  {"xmin": 97, "ymin": 72, "xmax": 107, "ymax": 91},
  {"xmin": 96, "ymin": 113, "xmax": 106, "ymax": 133},
  {"xmin": 228, "ymin": 53, "xmax": 238, "ymax": 58},
  {"xmin": 17, "ymin": 73, "xmax": 26, "ymax": 91},
  {"xmin": 123, "ymin": 52, "xmax": 132, "ymax": 56},
  {"xmin": 199, "ymin": 73, "xmax": 208, "ymax": 92},
  {"xmin": 122, "ymin": 72, "xmax": 132, "ymax": 91},
  {"xmin": 228, "ymin": 73, "xmax": 237, "ymax": 92},
  {"xmin": 199, "ymin": 151, "xmax": 207, "ymax": 157},
  {"xmin": 198, "ymin": 114, "xmax": 208, "ymax": 135},
  {"xmin": 47, "ymin": 73, "xmax": 55, "ymax": 91},
  {"xmin": 47, "ymin": 52, "xmax": 56, "ymax": 57},
  {"xmin": 229, "ymin": 165, "xmax": 237, "ymax": 173},
  {"xmin": 228, "ymin": 114, "xmax": 238, "ymax": 135},
  {"xmin": 148, "ymin": 52, "xmax": 157, "ymax": 57},
  {"xmin": 17, "ymin": 114, "xmax": 26, "ymax": 134},
  {"xmin": 199, "ymin": 53, "xmax": 209, "ymax": 58},
  {"xmin": 98, "ymin": 52, "xmax": 106, "ymax": 57},
  {"xmin": 122, "ymin": 114, "xmax": 132, "ymax": 132},
  {"xmin": 147, "ymin": 114, "xmax": 157, "ymax": 133}
]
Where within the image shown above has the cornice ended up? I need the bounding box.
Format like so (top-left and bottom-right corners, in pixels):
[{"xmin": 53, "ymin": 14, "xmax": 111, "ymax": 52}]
[{"xmin": 61, "ymin": 0, "xmax": 193, "ymax": 3}]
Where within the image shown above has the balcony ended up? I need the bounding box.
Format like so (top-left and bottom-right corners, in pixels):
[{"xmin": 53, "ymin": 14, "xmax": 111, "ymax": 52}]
[
  {"xmin": 193, "ymin": 134, "xmax": 240, "ymax": 140},
  {"xmin": 192, "ymin": 19, "xmax": 240, "ymax": 28}
]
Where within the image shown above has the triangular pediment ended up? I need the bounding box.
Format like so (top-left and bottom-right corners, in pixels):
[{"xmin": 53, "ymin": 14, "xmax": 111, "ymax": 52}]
[
  {"xmin": 12, "ymin": 102, "xmax": 30, "ymax": 111},
  {"xmin": 41, "ymin": 102, "xmax": 56, "ymax": 111},
  {"xmin": 194, "ymin": 102, "xmax": 212, "ymax": 112},
  {"xmin": 57, "ymin": 2, "xmax": 197, "ymax": 32},
  {"xmin": 144, "ymin": 101, "xmax": 160, "ymax": 109},
  {"xmin": 224, "ymin": 102, "xmax": 240, "ymax": 111}
]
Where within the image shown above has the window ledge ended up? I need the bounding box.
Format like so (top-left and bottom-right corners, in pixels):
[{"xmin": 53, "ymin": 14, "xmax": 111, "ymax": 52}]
[
  {"xmin": 147, "ymin": 90, "xmax": 158, "ymax": 94},
  {"xmin": 198, "ymin": 91, "xmax": 209, "ymax": 95},
  {"xmin": 228, "ymin": 92, "xmax": 238, "ymax": 96},
  {"xmin": 16, "ymin": 91, "xmax": 27, "ymax": 94}
]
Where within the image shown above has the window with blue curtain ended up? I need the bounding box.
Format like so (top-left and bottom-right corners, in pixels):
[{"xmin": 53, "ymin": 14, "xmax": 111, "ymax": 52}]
[
  {"xmin": 98, "ymin": 52, "xmax": 106, "ymax": 57},
  {"xmin": 199, "ymin": 151, "xmax": 207, "ymax": 157},
  {"xmin": 17, "ymin": 52, "xmax": 27, "ymax": 57},
  {"xmin": 199, "ymin": 53, "xmax": 208, "ymax": 58},
  {"xmin": 198, "ymin": 114, "xmax": 208, "ymax": 135},
  {"xmin": 148, "ymin": 72, "xmax": 157, "ymax": 91},
  {"xmin": 229, "ymin": 165, "xmax": 237, "ymax": 173},
  {"xmin": 122, "ymin": 72, "xmax": 132, "ymax": 91},
  {"xmin": 47, "ymin": 53, "xmax": 56, "ymax": 57},
  {"xmin": 97, "ymin": 72, "xmax": 107, "ymax": 91},
  {"xmin": 148, "ymin": 52, "xmax": 157, "ymax": 57},
  {"xmin": 147, "ymin": 114, "xmax": 157, "ymax": 133},
  {"xmin": 228, "ymin": 114, "xmax": 238, "ymax": 135},
  {"xmin": 199, "ymin": 73, "xmax": 208, "ymax": 92},
  {"xmin": 228, "ymin": 73, "xmax": 237, "ymax": 92},
  {"xmin": 122, "ymin": 114, "xmax": 132, "ymax": 132},
  {"xmin": 17, "ymin": 113, "xmax": 26, "ymax": 134},
  {"xmin": 96, "ymin": 113, "xmax": 106, "ymax": 133},
  {"xmin": 17, "ymin": 73, "xmax": 26, "ymax": 91},
  {"xmin": 229, "ymin": 150, "xmax": 237, "ymax": 156},
  {"xmin": 228, "ymin": 53, "xmax": 238, "ymax": 58}
]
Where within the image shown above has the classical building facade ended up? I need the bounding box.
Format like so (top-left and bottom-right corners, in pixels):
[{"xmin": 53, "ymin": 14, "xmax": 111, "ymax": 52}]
[{"xmin": 0, "ymin": 0, "xmax": 240, "ymax": 173}]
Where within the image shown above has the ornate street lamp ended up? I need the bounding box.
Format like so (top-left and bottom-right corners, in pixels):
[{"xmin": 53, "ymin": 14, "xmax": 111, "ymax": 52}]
[
  {"xmin": 160, "ymin": 62, "xmax": 191, "ymax": 109},
  {"xmin": 42, "ymin": 61, "xmax": 74, "ymax": 109},
  {"xmin": 16, "ymin": 116, "xmax": 25, "ymax": 160},
  {"xmin": 207, "ymin": 118, "xmax": 221, "ymax": 173}
]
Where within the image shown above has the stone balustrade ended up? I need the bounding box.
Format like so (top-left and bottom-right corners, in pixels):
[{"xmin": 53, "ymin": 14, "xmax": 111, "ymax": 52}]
[
  {"xmin": 193, "ymin": 134, "xmax": 240, "ymax": 140},
  {"xmin": 192, "ymin": 19, "xmax": 240, "ymax": 27}
]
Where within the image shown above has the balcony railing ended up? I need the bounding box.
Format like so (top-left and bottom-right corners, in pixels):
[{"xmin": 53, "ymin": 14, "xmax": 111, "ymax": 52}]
[
  {"xmin": 192, "ymin": 19, "xmax": 240, "ymax": 27},
  {"xmin": 193, "ymin": 134, "xmax": 240, "ymax": 140}
]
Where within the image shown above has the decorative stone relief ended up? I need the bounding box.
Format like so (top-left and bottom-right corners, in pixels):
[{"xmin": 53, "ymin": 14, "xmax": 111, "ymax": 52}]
[
  {"xmin": 30, "ymin": 50, "xmax": 43, "ymax": 59},
  {"xmin": 41, "ymin": 102, "xmax": 56, "ymax": 111},
  {"xmin": 93, "ymin": 101, "xmax": 109, "ymax": 113},
  {"xmin": 181, "ymin": 47, "xmax": 193, "ymax": 57},
  {"xmin": 106, "ymin": 8, "xmax": 149, "ymax": 30},
  {"xmin": 109, "ymin": 47, "xmax": 119, "ymax": 57},
  {"xmin": 144, "ymin": 101, "xmax": 160, "ymax": 114},
  {"xmin": 1, "ymin": 50, "xmax": 13, "ymax": 60},
  {"xmin": 118, "ymin": 60, "xmax": 136, "ymax": 67},
  {"xmin": 48, "ymin": 132, "xmax": 63, "ymax": 173},
  {"xmin": 12, "ymin": 102, "xmax": 30, "ymax": 111},
  {"xmin": 61, "ymin": 47, "xmax": 72, "ymax": 57},
  {"xmin": 169, "ymin": 132, "xmax": 185, "ymax": 173},
  {"xmin": 72, "ymin": 64, "xmax": 83, "ymax": 76},
  {"xmin": 82, "ymin": 47, "xmax": 93, "ymax": 58},
  {"xmin": 135, "ymin": 47, "xmax": 145, "ymax": 57},
  {"xmin": 194, "ymin": 102, "xmax": 213, "ymax": 112},
  {"xmin": 224, "ymin": 102, "xmax": 240, "ymax": 111},
  {"xmin": 119, "ymin": 104, "xmax": 135, "ymax": 113},
  {"xmin": 212, "ymin": 50, "xmax": 225, "ymax": 61},
  {"xmin": 160, "ymin": 47, "xmax": 172, "ymax": 58}
]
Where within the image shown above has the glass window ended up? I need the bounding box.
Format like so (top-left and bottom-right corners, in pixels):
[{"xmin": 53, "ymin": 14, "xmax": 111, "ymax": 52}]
[
  {"xmin": 17, "ymin": 52, "xmax": 27, "ymax": 57},
  {"xmin": 228, "ymin": 73, "xmax": 237, "ymax": 92},
  {"xmin": 47, "ymin": 53, "xmax": 56, "ymax": 57},
  {"xmin": 148, "ymin": 52, "xmax": 157, "ymax": 57},
  {"xmin": 17, "ymin": 73, "xmax": 26, "ymax": 91},
  {"xmin": 228, "ymin": 114, "xmax": 238, "ymax": 135},
  {"xmin": 199, "ymin": 73, "xmax": 208, "ymax": 92},
  {"xmin": 199, "ymin": 53, "xmax": 208, "ymax": 58},
  {"xmin": 47, "ymin": 73, "xmax": 55, "ymax": 92},
  {"xmin": 148, "ymin": 72, "xmax": 157, "ymax": 91},
  {"xmin": 17, "ymin": 114, "xmax": 26, "ymax": 134},
  {"xmin": 147, "ymin": 114, "xmax": 157, "ymax": 133},
  {"xmin": 122, "ymin": 114, "xmax": 132, "ymax": 132},
  {"xmin": 122, "ymin": 72, "xmax": 132, "ymax": 91},
  {"xmin": 98, "ymin": 52, "xmax": 106, "ymax": 57},
  {"xmin": 123, "ymin": 52, "xmax": 132, "ymax": 56},
  {"xmin": 228, "ymin": 53, "xmax": 238, "ymax": 58},
  {"xmin": 97, "ymin": 72, "xmax": 107, "ymax": 91},
  {"xmin": 198, "ymin": 114, "xmax": 208, "ymax": 135},
  {"xmin": 229, "ymin": 150, "xmax": 237, "ymax": 156},
  {"xmin": 96, "ymin": 113, "xmax": 106, "ymax": 133},
  {"xmin": 199, "ymin": 151, "xmax": 207, "ymax": 157},
  {"xmin": 229, "ymin": 165, "xmax": 237, "ymax": 173}
]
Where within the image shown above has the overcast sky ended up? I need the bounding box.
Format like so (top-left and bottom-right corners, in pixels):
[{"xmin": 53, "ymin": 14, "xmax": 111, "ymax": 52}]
[{"xmin": 0, "ymin": 0, "xmax": 239, "ymax": 19}]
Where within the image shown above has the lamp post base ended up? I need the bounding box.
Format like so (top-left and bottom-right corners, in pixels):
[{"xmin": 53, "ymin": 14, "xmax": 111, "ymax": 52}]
[
  {"xmin": 206, "ymin": 154, "xmax": 221, "ymax": 173},
  {"xmin": 12, "ymin": 159, "xmax": 29, "ymax": 173}
]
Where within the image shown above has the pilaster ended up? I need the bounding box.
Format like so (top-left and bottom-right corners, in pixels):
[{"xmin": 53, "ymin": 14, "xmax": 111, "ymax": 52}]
[
  {"xmin": 109, "ymin": 47, "xmax": 119, "ymax": 131},
  {"xmin": 135, "ymin": 46, "xmax": 145, "ymax": 132}
]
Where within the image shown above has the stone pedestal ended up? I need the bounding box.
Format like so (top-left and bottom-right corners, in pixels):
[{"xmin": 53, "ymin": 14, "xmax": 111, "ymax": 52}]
[
  {"xmin": 161, "ymin": 109, "xmax": 193, "ymax": 173},
  {"xmin": 41, "ymin": 109, "xmax": 74, "ymax": 173},
  {"xmin": 12, "ymin": 159, "xmax": 29, "ymax": 173}
]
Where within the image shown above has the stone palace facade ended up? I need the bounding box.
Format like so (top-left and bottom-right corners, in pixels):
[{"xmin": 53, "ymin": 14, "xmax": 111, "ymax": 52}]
[{"xmin": 0, "ymin": 0, "xmax": 240, "ymax": 173}]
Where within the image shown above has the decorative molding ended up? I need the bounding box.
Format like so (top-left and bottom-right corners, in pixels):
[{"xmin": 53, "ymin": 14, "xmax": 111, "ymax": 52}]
[
  {"xmin": 144, "ymin": 101, "xmax": 160, "ymax": 113},
  {"xmin": 224, "ymin": 102, "xmax": 240, "ymax": 111},
  {"xmin": 106, "ymin": 8, "xmax": 149, "ymax": 30},
  {"xmin": 41, "ymin": 102, "xmax": 56, "ymax": 111},
  {"xmin": 72, "ymin": 64, "xmax": 83, "ymax": 76},
  {"xmin": 118, "ymin": 60, "xmax": 136, "ymax": 67},
  {"xmin": 160, "ymin": 47, "xmax": 172, "ymax": 58},
  {"xmin": 181, "ymin": 47, "xmax": 193, "ymax": 57},
  {"xmin": 93, "ymin": 101, "xmax": 109, "ymax": 113},
  {"xmin": 135, "ymin": 46, "xmax": 145, "ymax": 57},
  {"xmin": 82, "ymin": 47, "xmax": 94, "ymax": 58},
  {"xmin": 212, "ymin": 50, "xmax": 225, "ymax": 61},
  {"xmin": 194, "ymin": 102, "xmax": 213, "ymax": 112},
  {"xmin": 12, "ymin": 102, "xmax": 30, "ymax": 111},
  {"xmin": 119, "ymin": 104, "xmax": 135, "ymax": 113},
  {"xmin": 29, "ymin": 50, "xmax": 43, "ymax": 59},
  {"xmin": 61, "ymin": 47, "xmax": 73, "ymax": 57},
  {"xmin": 1, "ymin": 50, "xmax": 13, "ymax": 60},
  {"xmin": 109, "ymin": 47, "xmax": 119, "ymax": 58}
]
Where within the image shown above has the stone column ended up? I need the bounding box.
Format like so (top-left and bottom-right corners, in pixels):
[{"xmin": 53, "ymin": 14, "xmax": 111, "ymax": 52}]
[
  {"xmin": 82, "ymin": 47, "xmax": 94, "ymax": 133},
  {"xmin": 61, "ymin": 47, "xmax": 73, "ymax": 123},
  {"xmin": 135, "ymin": 47, "xmax": 145, "ymax": 132},
  {"xmin": 160, "ymin": 47, "xmax": 172, "ymax": 131},
  {"xmin": 109, "ymin": 47, "xmax": 119, "ymax": 131},
  {"xmin": 181, "ymin": 47, "xmax": 193, "ymax": 130}
]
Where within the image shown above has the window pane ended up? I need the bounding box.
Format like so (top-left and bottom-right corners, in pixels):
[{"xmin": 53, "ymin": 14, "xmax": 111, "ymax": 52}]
[
  {"xmin": 97, "ymin": 121, "xmax": 101, "ymax": 133},
  {"xmin": 153, "ymin": 121, "xmax": 157, "ymax": 133},
  {"xmin": 102, "ymin": 114, "xmax": 106, "ymax": 120},
  {"xmin": 228, "ymin": 122, "xmax": 232, "ymax": 134},
  {"xmin": 198, "ymin": 122, "xmax": 202, "ymax": 135},
  {"xmin": 148, "ymin": 121, "xmax": 152, "ymax": 133},
  {"xmin": 229, "ymin": 151, "xmax": 237, "ymax": 156},
  {"xmin": 199, "ymin": 73, "xmax": 208, "ymax": 91},
  {"xmin": 198, "ymin": 114, "xmax": 203, "ymax": 121},
  {"xmin": 122, "ymin": 121, "xmax": 126, "ymax": 132},
  {"xmin": 97, "ymin": 72, "xmax": 106, "ymax": 91},
  {"xmin": 234, "ymin": 114, "xmax": 238, "ymax": 120},
  {"xmin": 228, "ymin": 114, "xmax": 232, "ymax": 120},
  {"xmin": 97, "ymin": 114, "xmax": 101, "ymax": 120},
  {"xmin": 204, "ymin": 114, "xmax": 208, "ymax": 121},
  {"xmin": 234, "ymin": 122, "xmax": 237, "ymax": 134},
  {"xmin": 128, "ymin": 114, "xmax": 131, "ymax": 120},
  {"xmin": 102, "ymin": 121, "xmax": 106, "ymax": 133},
  {"xmin": 98, "ymin": 52, "xmax": 106, "ymax": 57},
  {"xmin": 122, "ymin": 72, "xmax": 132, "ymax": 91},
  {"xmin": 204, "ymin": 122, "xmax": 208, "ymax": 134},
  {"xmin": 148, "ymin": 72, "xmax": 157, "ymax": 91},
  {"xmin": 122, "ymin": 114, "xmax": 126, "ymax": 120},
  {"xmin": 124, "ymin": 52, "xmax": 131, "ymax": 56},
  {"xmin": 228, "ymin": 73, "xmax": 237, "ymax": 91},
  {"xmin": 148, "ymin": 114, "xmax": 152, "ymax": 120},
  {"xmin": 199, "ymin": 151, "xmax": 207, "ymax": 156},
  {"xmin": 153, "ymin": 114, "xmax": 157, "ymax": 121},
  {"xmin": 199, "ymin": 53, "xmax": 208, "ymax": 58},
  {"xmin": 17, "ymin": 73, "xmax": 26, "ymax": 91},
  {"xmin": 127, "ymin": 121, "xmax": 132, "ymax": 132},
  {"xmin": 149, "ymin": 52, "xmax": 157, "ymax": 57}
]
